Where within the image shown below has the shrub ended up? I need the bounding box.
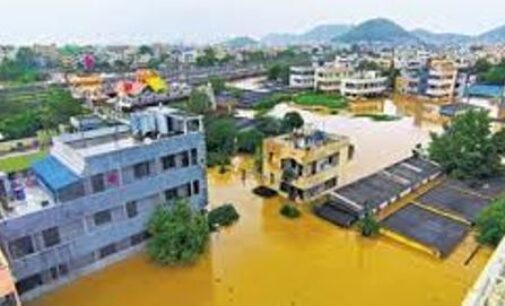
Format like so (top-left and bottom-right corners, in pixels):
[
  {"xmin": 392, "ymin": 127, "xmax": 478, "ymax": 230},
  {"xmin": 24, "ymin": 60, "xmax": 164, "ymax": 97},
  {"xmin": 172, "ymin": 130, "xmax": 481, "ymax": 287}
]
[
  {"xmin": 208, "ymin": 204, "xmax": 240, "ymax": 231},
  {"xmin": 357, "ymin": 215, "xmax": 380, "ymax": 237},
  {"xmin": 147, "ymin": 200, "xmax": 209, "ymax": 266},
  {"xmin": 476, "ymin": 198, "xmax": 505, "ymax": 246},
  {"xmin": 280, "ymin": 204, "xmax": 301, "ymax": 219}
]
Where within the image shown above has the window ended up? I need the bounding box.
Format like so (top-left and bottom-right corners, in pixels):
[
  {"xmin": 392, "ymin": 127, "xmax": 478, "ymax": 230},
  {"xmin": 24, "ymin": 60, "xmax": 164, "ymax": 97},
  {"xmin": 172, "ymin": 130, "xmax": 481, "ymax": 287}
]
[
  {"xmin": 130, "ymin": 231, "xmax": 149, "ymax": 246},
  {"xmin": 161, "ymin": 154, "xmax": 176, "ymax": 170},
  {"xmin": 16, "ymin": 274, "xmax": 43, "ymax": 295},
  {"xmin": 93, "ymin": 210, "xmax": 112, "ymax": 226},
  {"xmin": 9, "ymin": 236, "xmax": 34, "ymax": 259},
  {"xmin": 181, "ymin": 151, "xmax": 190, "ymax": 167},
  {"xmin": 133, "ymin": 161, "xmax": 150, "ymax": 179},
  {"xmin": 98, "ymin": 244, "xmax": 117, "ymax": 259},
  {"xmin": 191, "ymin": 148, "xmax": 198, "ymax": 165},
  {"xmin": 179, "ymin": 183, "xmax": 191, "ymax": 198},
  {"xmin": 126, "ymin": 201, "xmax": 138, "ymax": 218},
  {"xmin": 192, "ymin": 180, "xmax": 200, "ymax": 195},
  {"xmin": 165, "ymin": 188, "xmax": 177, "ymax": 201},
  {"xmin": 42, "ymin": 227, "xmax": 61, "ymax": 248},
  {"xmin": 91, "ymin": 173, "xmax": 105, "ymax": 193}
]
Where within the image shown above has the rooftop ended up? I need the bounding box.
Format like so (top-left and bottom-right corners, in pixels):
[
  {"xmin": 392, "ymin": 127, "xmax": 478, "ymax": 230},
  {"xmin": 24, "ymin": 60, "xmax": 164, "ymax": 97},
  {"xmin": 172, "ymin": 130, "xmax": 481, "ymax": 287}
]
[{"xmin": 270, "ymin": 129, "xmax": 349, "ymax": 151}]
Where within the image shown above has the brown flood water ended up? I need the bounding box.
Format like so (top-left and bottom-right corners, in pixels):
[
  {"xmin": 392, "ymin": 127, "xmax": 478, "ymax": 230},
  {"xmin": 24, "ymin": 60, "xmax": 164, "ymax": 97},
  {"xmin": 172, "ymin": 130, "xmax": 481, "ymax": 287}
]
[{"xmin": 28, "ymin": 96, "xmax": 492, "ymax": 306}]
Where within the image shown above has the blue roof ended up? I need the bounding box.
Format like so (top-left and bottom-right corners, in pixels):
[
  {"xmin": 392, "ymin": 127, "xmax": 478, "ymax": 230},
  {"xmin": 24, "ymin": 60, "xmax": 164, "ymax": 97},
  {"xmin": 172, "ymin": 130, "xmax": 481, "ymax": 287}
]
[
  {"xmin": 32, "ymin": 156, "xmax": 80, "ymax": 192},
  {"xmin": 466, "ymin": 85, "xmax": 504, "ymax": 99}
]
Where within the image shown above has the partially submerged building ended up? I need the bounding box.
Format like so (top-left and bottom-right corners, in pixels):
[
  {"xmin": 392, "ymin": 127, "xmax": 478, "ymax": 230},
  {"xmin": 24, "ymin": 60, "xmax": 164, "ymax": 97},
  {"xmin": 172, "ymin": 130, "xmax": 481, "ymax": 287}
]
[
  {"xmin": 0, "ymin": 107, "xmax": 208, "ymax": 300},
  {"xmin": 262, "ymin": 129, "xmax": 354, "ymax": 202}
]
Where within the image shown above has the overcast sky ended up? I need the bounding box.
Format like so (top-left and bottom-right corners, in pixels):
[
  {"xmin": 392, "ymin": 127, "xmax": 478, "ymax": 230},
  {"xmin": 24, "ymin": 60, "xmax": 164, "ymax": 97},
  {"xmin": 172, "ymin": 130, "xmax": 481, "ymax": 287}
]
[{"xmin": 0, "ymin": 0, "xmax": 504, "ymax": 45}]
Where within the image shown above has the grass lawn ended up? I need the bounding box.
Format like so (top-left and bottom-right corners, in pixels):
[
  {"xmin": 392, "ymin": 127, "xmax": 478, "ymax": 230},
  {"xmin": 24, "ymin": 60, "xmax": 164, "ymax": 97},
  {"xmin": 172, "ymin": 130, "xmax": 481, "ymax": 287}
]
[
  {"xmin": 293, "ymin": 92, "xmax": 348, "ymax": 110},
  {"xmin": 0, "ymin": 150, "xmax": 48, "ymax": 173},
  {"xmin": 354, "ymin": 114, "xmax": 401, "ymax": 122}
]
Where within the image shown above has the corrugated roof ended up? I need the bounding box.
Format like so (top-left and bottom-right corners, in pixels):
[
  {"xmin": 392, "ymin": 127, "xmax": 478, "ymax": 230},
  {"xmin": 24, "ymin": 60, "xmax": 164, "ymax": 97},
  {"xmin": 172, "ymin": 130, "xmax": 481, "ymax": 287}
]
[{"xmin": 32, "ymin": 156, "xmax": 80, "ymax": 192}]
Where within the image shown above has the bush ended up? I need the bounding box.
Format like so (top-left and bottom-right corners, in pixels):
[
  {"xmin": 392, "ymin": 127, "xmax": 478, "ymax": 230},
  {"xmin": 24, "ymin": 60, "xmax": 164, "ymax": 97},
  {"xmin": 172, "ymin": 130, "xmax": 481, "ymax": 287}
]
[
  {"xmin": 147, "ymin": 200, "xmax": 209, "ymax": 266},
  {"xmin": 357, "ymin": 215, "xmax": 380, "ymax": 237},
  {"xmin": 280, "ymin": 204, "xmax": 301, "ymax": 219},
  {"xmin": 476, "ymin": 198, "xmax": 505, "ymax": 246},
  {"xmin": 208, "ymin": 204, "xmax": 240, "ymax": 231},
  {"xmin": 207, "ymin": 151, "xmax": 231, "ymax": 167}
]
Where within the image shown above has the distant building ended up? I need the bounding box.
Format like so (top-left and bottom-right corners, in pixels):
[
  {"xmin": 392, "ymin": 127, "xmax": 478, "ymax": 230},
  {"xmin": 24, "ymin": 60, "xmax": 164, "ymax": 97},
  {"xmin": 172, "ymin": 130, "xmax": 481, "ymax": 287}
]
[
  {"xmin": 289, "ymin": 66, "xmax": 315, "ymax": 89},
  {"xmin": 0, "ymin": 107, "xmax": 208, "ymax": 300},
  {"xmin": 262, "ymin": 129, "xmax": 354, "ymax": 202}
]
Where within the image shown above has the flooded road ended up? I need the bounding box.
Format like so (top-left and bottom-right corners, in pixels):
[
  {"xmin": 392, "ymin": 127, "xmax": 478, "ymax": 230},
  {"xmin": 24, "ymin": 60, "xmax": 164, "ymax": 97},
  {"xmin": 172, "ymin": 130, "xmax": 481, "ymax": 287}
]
[{"xmin": 28, "ymin": 157, "xmax": 491, "ymax": 306}]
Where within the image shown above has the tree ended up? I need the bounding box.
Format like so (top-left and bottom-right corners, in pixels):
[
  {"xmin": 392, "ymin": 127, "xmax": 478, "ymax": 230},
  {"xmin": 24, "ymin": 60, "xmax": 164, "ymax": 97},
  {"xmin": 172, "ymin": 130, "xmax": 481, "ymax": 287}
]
[
  {"xmin": 267, "ymin": 64, "xmax": 289, "ymax": 84},
  {"xmin": 147, "ymin": 200, "xmax": 209, "ymax": 266},
  {"xmin": 476, "ymin": 198, "xmax": 505, "ymax": 246},
  {"xmin": 282, "ymin": 112, "xmax": 304, "ymax": 131},
  {"xmin": 255, "ymin": 115, "xmax": 286, "ymax": 136},
  {"xmin": 429, "ymin": 110, "xmax": 501, "ymax": 180},
  {"xmin": 493, "ymin": 129, "xmax": 505, "ymax": 155},
  {"xmin": 205, "ymin": 117, "xmax": 237, "ymax": 166},
  {"xmin": 139, "ymin": 45, "xmax": 153, "ymax": 55},
  {"xmin": 357, "ymin": 214, "xmax": 380, "ymax": 237},
  {"xmin": 187, "ymin": 90, "xmax": 212, "ymax": 115},
  {"xmin": 472, "ymin": 58, "xmax": 492, "ymax": 75},
  {"xmin": 196, "ymin": 48, "xmax": 217, "ymax": 67},
  {"xmin": 237, "ymin": 129, "xmax": 264, "ymax": 153},
  {"xmin": 209, "ymin": 77, "xmax": 226, "ymax": 95}
]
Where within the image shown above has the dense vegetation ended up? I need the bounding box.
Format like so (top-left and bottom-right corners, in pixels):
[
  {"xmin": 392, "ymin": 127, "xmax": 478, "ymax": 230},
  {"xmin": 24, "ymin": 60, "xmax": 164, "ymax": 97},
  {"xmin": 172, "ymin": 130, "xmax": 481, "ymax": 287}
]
[
  {"xmin": 0, "ymin": 88, "xmax": 85, "ymax": 140},
  {"xmin": 0, "ymin": 47, "xmax": 45, "ymax": 84},
  {"xmin": 429, "ymin": 110, "xmax": 502, "ymax": 180},
  {"xmin": 476, "ymin": 198, "xmax": 505, "ymax": 246},
  {"xmin": 208, "ymin": 204, "xmax": 240, "ymax": 231},
  {"xmin": 147, "ymin": 201, "xmax": 209, "ymax": 266},
  {"xmin": 472, "ymin": 58, "xmax": 505, "ymax": 86}
]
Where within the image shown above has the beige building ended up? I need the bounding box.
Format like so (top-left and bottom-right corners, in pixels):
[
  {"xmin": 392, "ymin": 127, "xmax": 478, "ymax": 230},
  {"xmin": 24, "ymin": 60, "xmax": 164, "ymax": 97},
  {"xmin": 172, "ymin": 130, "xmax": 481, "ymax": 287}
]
[
  {"xmin": 0, "ymin": 249, "xmax": 21, "ymax": 306},
  {"xmin": 262, "ymin": 129, "xmax": 354, "ymax": 203}
]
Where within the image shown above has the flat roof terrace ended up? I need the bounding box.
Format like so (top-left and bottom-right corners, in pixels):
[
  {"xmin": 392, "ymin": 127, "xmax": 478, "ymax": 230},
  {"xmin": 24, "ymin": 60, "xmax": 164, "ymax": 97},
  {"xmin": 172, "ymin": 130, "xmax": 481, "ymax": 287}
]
[
  {"xmin": 382, "ymin": 204, "xmax": 470, "ymax": 257},
  {"xmin": 417, "ymin": 183, "xmax": 490, "ymax": 223}
]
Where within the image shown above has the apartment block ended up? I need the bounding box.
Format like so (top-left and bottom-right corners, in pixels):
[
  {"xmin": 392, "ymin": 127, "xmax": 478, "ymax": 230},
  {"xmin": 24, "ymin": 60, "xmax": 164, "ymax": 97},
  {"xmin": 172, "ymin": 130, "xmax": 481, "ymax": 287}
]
[
  {"xmin": 0, "ymin": 107, "xmax": 208, "ymax": 300},
  {"xmin": 262, "ymin": 129, "xmax": 353, "ymax": 202}
]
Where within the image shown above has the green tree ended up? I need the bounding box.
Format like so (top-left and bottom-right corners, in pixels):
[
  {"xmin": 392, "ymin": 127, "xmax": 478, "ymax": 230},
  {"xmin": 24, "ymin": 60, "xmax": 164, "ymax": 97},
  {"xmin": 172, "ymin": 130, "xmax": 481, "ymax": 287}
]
[
  {"xmin": 187, "ymin": 90, "xmax": 212, "ymax": 115},
  {"xmin": 472, "ymin": 58, "xmax": 492, "ymax": 74},
  {"xmin": 476, "ymin": 198, "xmax": 505, "ymax": 246},
  {"xmin": 357, "ymin": 214, "xmax": 380, "ymax": 237},
  {"xmin": 267, "ymin": 64, "xmax": 290, "ymax": 84},
  {"xmin": 255, "ymin": 115, "xmax": 286, "ymax": 136},
  {"xmin": 196, "ymin": 48, "xmax": 217, "ymax": 67},
  {"xmin": 205, "ymin": 117, "xmax": 237, "ymax": 166},
  {"xmin": 493, "ymin": 129, "xmax": 505, "ymax": 155},
  {"xmin": 237, "ymin": 129, "xmax": 264, "ymax": 153},
  {"xmin": 139, "ymin": 45, "xmax": 153, "ymax": 55},
  {"xmin": 147, "ymin": 200, "xmax": 209, "ymax": 266},
  {"xmin": 282, "ymin": 112, "xmax": 304, "ymax": 131},
  {"xmin": 429, "ymin": 110, "xmax": 501, "ymax": 180},
  {"xmin": 209, "ymin": 77, "xmax": 226, "ymax": 95}
]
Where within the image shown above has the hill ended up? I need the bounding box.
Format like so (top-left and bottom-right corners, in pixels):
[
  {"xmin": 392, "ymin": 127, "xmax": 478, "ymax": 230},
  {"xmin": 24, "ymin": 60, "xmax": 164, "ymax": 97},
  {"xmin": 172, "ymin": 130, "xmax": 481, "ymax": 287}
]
[
  {"xmin": 411, "ymin": 29, "xmax": 472, "ymax": 45},
  {"xmin": 262, "ymin": 24, "xmax": 351, "ymax": 46},
  {"xmin": 478, "ymin": 24, "xmax": 505, "ymax": 43},
  {"xmin": 338, "ymin": 18, "xmax": 419, "ymax": 44},
  {"xmin": 223, "ymin": 37, "xmax": 259, "ymax": 49}
]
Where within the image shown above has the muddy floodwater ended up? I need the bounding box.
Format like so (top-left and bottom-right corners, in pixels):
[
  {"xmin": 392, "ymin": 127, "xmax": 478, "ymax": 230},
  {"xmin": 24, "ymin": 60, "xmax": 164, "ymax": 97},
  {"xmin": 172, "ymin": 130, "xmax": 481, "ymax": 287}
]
[{"xmin": 28, "ymin": 97, "xmax": 492, "ymax": 306}]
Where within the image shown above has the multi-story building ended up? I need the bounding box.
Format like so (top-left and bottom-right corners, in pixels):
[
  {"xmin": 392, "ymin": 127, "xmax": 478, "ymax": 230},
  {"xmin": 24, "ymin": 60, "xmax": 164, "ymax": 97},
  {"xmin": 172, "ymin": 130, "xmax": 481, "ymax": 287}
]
[
  {"xmin": 397, "ymin": 57, "xmax": 465, "ymax": 101},
  {"xmin": 289, "ymin": 66, "xmax": 315, "ymax": 89},
  {"xmin": 262, "ymin": 128, "xmax": 353, "ymax": 203},
  {"xmin": 0, "ymin": 249, "xmax": 21, "ymax": 306},
  {"xmin": 341, "ymin": 71, "xmax": 388, "ymax": 99},
  {"xmin": 0, "ymin": 107, "xmax": 208, "ymax": 300},
  {"xmin": 290, "ymin": 57, "xmax": 387, "ymax": 99}
]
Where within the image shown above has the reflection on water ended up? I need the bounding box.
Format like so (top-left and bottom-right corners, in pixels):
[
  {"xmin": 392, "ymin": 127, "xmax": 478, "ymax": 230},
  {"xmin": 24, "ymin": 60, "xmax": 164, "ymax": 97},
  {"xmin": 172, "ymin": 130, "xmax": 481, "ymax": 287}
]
[{"xmin": 28, "ymin": 157, "xmax": 491, "ymax": 306}]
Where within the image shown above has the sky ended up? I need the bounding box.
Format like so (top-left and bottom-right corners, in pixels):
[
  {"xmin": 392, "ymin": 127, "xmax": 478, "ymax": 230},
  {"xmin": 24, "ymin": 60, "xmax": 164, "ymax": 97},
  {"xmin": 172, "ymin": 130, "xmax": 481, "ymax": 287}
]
[{"xmin": 0, "ymin": 0, "xmax": 504, "ymax": 45}]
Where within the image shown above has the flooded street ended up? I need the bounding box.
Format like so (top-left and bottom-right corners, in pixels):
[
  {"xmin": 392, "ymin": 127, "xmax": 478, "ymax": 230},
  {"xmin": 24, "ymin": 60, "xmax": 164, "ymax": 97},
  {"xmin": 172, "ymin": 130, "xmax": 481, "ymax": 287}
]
[
  {"xmin": 27, "ymin": 96, "xmax": 492, "ymax": 306},
  {"xmin": 28, "ymin": 159, "xmax": 491, "ymax": 306}
]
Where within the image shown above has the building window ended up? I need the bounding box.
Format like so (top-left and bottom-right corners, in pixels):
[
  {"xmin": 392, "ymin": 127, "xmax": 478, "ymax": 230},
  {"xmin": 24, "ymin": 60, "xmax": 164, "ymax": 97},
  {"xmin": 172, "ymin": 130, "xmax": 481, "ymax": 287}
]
[
  {"xmin": 133, "ymin": 161, "xmax": 150, "ymax": 179},
  {"xmin": 126, "ymin": 201, "xmax": 138, "ymax": 218},
  {"xmin": 165, "ymin": 188, "xmax": 177, "ymax": 201},
  {"xmin": 93, "ymin": 210, "xmax": 112, "ymax": 226},
  {"xmin": 98, "ymin": 244, "xmax": 117, "ymax": 259},
  {"xmin": 91, "ymin": 173, "xmax": 105, "ymax": 193},
  {"xmin": 181, "ymin": 151, "xmax": 190, "ymax": 167},
  {"xmin": 130, "ymin": 231, "xmax": 149, "ymax": 246},
  {"xmin": 192, "ymin": 180, "xmax": 200, "ymax": 195},
  {"xmin": 191, "ymin": 149, "xmax": 198, "ymax": 165},
  {"xmin": 17, "ymin": 273, "xmax": 43, "ymax": 295},
  {"xmin": 161, "ymin": 154, "xmax": 176, "ymax": 170},
  {"xmin": 42, "ymin": 227, "xmax": 61, "ymax": 248},
  {"xmin": 9, "ymin": 236, "xmax": 34, "ymax": 259}
]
